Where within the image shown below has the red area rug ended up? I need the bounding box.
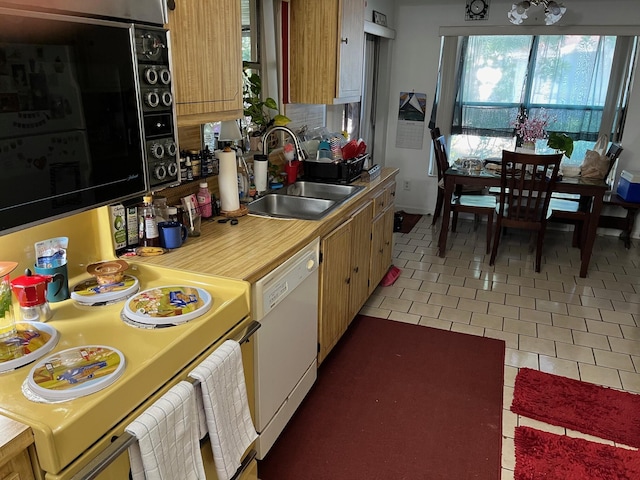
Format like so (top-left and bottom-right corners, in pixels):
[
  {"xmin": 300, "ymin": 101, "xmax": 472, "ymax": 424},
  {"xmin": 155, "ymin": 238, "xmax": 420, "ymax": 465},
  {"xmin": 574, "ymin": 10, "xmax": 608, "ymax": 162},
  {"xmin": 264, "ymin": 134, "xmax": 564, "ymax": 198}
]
[
  {"xmin": 515, "ymin": 426, "xmax": 640, "ymax": 480},
  {"xmin": 511, "ymin": 368, "xmax": 640, "ymax": 448},
  {"xmin": 258, "ymin": 315, "xmax": 505, "ymax": 480}
]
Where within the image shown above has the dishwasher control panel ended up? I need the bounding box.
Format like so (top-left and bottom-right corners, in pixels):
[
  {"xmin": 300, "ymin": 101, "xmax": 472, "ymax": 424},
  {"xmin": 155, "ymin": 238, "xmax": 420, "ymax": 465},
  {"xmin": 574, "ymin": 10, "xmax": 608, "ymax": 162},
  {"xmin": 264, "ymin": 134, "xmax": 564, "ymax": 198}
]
[{"xmin": 253, "ymin": 238, "xmax": 320, "ymax": 319}]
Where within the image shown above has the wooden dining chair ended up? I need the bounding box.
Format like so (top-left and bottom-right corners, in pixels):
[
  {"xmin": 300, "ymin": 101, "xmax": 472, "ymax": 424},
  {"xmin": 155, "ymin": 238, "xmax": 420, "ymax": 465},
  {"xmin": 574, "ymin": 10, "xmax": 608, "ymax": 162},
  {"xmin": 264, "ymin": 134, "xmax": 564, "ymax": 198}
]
[
  {"xmin": 489, "ymin": 150, "xmax": 562, "ymax": 272},
  {"xmin": 431, "ymin": 128, "xmax": 496, "ymax": 253},
  {"xmin": 549, "ymin": 143, "xmax": 624, "ymax": 249}
]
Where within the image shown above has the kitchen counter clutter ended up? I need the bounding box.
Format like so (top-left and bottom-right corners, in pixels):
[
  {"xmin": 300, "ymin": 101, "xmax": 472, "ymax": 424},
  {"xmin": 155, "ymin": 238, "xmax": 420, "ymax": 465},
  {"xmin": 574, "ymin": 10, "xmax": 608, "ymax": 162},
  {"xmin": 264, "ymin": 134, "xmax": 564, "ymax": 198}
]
[{"xmin": 129, "ymin": 167, "xmax": 399, "ymax": 284}]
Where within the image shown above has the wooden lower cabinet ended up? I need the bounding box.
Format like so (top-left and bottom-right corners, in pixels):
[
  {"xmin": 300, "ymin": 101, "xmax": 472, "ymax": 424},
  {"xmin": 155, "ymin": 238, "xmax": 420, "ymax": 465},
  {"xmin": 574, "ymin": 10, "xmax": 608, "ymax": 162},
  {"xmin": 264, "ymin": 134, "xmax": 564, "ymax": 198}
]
[
  {"xmin": 318, "ymin": 180, "xmax": 395, "ymax": 363},
  {"xmin": 0, "ymin": 448, "xmax": 35, "ymax": 480}
]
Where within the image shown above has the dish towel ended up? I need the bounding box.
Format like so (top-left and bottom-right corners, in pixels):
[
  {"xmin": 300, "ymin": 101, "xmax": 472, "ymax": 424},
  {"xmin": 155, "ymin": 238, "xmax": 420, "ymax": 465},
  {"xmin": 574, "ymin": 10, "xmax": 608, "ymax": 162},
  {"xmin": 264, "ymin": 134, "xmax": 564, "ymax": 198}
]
[
  {"xmin": 189, "ymin": 340, "xmax": 258, "ymax": 480},
  {"xmin": 125, "ymin": 381, "xmax": 206, "ymax": 480}
]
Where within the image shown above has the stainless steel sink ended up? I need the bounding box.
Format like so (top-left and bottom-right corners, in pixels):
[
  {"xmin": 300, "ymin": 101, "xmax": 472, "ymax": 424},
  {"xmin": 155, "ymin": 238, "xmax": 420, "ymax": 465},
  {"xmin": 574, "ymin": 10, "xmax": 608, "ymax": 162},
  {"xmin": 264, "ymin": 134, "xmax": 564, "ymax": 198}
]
[
  {"xmin": 279, "ymin": 181, "xmax": 365, "ymax": 201},
  {"xmin": 248, "ymin": 194, "xmax": 338, "ymax": 220}
]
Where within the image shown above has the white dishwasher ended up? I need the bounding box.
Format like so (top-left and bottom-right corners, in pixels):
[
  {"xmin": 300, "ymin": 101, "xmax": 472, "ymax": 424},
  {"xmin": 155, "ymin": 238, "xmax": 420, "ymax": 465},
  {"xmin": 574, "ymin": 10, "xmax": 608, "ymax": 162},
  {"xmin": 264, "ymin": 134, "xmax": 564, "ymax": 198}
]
[{"xmin": 253, "ymin": 237, "xmax": 319, "ymax": 459}]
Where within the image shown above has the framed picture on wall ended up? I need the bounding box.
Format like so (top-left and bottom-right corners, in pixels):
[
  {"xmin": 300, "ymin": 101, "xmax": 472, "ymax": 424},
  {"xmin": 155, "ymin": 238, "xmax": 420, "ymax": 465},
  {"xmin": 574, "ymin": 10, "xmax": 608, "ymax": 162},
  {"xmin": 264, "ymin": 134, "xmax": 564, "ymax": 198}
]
[{"xmin": 373, "ymin": 10, "xmax": 387, "ymax": 27}]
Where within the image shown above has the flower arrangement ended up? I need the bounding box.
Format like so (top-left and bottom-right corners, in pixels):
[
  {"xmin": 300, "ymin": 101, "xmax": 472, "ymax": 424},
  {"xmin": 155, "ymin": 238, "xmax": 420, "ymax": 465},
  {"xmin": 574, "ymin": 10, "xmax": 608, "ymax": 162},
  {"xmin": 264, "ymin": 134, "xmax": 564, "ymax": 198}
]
[{"xmin": 513, "ymin": 110, "xmax": 550, "ymax": 143}]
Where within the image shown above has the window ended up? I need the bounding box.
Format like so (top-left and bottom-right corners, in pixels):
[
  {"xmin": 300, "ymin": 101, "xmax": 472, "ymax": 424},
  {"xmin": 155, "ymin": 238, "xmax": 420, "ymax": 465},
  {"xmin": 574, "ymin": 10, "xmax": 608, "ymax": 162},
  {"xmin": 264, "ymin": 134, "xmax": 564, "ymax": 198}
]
[{"xmin": 445, "ymin": 35, "xmax": 636, "ymax": 162}]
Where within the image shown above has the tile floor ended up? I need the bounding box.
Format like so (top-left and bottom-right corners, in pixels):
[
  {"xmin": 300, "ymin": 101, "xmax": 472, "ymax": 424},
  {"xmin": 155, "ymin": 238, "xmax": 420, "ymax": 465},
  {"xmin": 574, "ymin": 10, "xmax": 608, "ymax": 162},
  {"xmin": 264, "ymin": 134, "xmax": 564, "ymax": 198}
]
[{"xmin": 360, "ymin": 215, "xmax": 640, "ymax": 479}]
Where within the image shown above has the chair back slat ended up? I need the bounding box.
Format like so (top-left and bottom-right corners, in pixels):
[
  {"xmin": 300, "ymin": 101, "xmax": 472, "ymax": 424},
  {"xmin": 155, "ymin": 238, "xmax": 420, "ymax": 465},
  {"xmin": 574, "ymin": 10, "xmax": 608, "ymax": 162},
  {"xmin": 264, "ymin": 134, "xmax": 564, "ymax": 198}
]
[
  {"xmin": 430, "ymin": 128, "xmax": 448, "ymax": 182},
  {"xmin": 498, "ymin": 150, "xmax": 562, "ymax": 229}
]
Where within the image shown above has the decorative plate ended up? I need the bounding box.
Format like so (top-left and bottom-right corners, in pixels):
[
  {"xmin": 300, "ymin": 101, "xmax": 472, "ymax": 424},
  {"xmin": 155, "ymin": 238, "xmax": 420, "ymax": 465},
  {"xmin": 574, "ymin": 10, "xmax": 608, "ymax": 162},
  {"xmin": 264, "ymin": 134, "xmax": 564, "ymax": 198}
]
[
  {"xmin": 71, "ymin": 275, "xmax": 139, "ymax": 305},
  {"xmin": 0, "ymin": 322, "xmax": 59, "ymax": 373},
  {"xmin": 123, "ymin": 285, "xmax": 212, "ymax": 326},
  {"xmin": 27, "ymin": 345, "xmax": 125, "ymax": 401}
]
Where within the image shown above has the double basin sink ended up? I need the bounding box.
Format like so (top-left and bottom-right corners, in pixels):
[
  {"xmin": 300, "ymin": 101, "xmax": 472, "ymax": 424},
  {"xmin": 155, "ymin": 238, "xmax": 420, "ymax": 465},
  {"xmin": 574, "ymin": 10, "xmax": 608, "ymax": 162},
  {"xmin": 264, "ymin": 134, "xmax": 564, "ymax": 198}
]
[{"xmin": 247, "ymin": 181, "xmax": 365, "ymax": 220}]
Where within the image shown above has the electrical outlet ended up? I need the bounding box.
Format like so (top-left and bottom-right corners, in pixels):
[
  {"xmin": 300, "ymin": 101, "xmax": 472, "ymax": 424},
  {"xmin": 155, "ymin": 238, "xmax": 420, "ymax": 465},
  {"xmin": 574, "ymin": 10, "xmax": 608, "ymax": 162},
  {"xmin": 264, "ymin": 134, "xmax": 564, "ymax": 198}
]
[{"xmin": 403, "ymin": 180, "xmax": 411, "ymax": 191}]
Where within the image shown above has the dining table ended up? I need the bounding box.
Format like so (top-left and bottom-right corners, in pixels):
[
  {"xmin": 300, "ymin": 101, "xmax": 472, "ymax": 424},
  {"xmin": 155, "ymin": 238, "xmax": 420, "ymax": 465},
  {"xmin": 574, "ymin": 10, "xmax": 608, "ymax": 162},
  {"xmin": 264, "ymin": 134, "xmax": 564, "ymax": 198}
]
[{"xmin": 437, "ymin": 166, "xmax": 609, "ymax": 278}]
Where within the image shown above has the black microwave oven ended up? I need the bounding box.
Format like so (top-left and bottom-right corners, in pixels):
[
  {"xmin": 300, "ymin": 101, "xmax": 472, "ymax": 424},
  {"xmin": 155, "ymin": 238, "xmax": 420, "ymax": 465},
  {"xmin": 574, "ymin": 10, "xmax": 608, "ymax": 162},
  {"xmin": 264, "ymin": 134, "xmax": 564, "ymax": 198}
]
[{"xmin": 0, "ymin": 0, "xmax": 179, "ymax": 235}]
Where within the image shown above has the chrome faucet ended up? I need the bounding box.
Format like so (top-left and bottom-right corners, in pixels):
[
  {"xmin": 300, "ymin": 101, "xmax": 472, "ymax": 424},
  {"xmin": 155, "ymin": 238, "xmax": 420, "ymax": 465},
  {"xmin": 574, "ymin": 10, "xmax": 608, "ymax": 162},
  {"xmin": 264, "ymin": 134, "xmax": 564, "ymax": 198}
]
[{"xmin": 261, "ymin": 126, "xmax": 308, "ymax": 161}]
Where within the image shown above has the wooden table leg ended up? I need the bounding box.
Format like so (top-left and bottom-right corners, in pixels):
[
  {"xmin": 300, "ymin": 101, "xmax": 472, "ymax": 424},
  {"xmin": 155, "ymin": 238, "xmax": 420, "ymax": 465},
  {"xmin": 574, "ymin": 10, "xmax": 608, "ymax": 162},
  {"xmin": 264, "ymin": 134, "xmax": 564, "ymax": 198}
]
[
  {"xmin": 438, "ymin": 177, "xmax": 454, "ymax": 257},
  {"xmin": 580, "ymin": 192, "xmax": 603, "ymax": 278}
]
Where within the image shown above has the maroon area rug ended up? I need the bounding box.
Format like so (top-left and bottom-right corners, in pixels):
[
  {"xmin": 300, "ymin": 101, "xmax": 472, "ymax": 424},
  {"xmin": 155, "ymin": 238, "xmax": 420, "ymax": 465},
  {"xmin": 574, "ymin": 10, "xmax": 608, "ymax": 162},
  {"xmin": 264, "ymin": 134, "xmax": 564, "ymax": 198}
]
[
  {"xmin": 511, "ymin": 368, "xmax": 640, "ymax": 448},
  {"xmin": 397, "ymin": 211, "xmax": 422, "ymax": 233},
  {"xmin": 515, "ymin": 426, "xmax": 640, "ymax": 480},
  {"xmin": 258, "ymin": 315, "xmax": 506, "ymax": 480}
]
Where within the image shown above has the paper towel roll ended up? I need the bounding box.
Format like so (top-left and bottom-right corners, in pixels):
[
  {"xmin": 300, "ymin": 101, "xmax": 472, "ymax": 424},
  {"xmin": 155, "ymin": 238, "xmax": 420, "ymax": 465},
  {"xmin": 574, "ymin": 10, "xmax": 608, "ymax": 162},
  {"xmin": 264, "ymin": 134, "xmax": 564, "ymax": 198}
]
[
  {"xmin": 253, "ymin": 155, "xmax": 268, "ymax": 192},
  {"xmin": 217, "ymin": 148, "xmax": 240, "ymax": 212}
]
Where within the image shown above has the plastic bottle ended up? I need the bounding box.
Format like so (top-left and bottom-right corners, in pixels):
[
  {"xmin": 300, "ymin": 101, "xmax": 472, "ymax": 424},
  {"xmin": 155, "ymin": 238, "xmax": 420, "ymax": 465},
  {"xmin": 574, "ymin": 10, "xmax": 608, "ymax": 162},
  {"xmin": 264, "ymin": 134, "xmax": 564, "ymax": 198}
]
[
  {"xmin": 139, "ymin": 195, "xmax": 160, "ymax": 247},
  {"xmin": 197, "ymin": 182, "xmax": 213, "ymax": 218}
]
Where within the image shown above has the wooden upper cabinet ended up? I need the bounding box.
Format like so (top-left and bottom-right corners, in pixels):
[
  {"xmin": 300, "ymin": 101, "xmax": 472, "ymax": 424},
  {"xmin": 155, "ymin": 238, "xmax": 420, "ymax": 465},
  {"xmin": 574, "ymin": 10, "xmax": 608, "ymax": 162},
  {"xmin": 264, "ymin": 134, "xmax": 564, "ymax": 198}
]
[
  {"xmin": 166, "ymin": 0, "xmax": 243, "ymax": 126},
  {"xmin": 289, "ymin": 0, "xmax": 365, "ymax": 104}
]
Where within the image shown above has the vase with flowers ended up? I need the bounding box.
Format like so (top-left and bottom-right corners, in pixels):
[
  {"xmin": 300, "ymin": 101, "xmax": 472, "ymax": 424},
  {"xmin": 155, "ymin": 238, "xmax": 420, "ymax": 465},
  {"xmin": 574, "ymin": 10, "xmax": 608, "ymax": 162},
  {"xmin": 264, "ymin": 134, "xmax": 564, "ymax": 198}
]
[{"xmin": 513, "ymin": 109, "xmax": 550, "ymax": 152}]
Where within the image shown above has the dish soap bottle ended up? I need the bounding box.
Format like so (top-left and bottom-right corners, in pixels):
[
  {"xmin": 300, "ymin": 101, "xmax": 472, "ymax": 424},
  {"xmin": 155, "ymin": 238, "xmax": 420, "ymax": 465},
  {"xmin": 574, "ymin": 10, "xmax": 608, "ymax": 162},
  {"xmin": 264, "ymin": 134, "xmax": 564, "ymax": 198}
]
[
  {"xmin": 197, "ymin": 182, "xmax": 213, "ymax": 218},
  {"xmin": 139, "ymin": 196, "xmax": 160, "ymax": 247}
]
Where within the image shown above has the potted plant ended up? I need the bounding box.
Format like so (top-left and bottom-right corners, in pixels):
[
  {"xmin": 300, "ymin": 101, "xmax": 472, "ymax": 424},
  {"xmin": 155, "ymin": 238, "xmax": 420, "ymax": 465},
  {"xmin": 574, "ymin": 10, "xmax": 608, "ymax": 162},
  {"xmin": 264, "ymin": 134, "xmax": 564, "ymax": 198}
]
[
  {"xmin": 547, "ymin": 132, "xmax": 574, "ymax": 159},
  {"xmin": 243, "ymin": 63, "xmax": 290, "ymax": 150}
]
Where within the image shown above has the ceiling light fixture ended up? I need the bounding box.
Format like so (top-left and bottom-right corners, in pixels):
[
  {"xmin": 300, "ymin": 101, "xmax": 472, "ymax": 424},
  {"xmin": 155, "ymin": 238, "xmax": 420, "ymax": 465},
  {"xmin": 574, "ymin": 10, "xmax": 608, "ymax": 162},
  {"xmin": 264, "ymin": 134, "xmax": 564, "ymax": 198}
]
[{"xmin": 508, "ymin": 0, "xmax": 566, "ymax": 25}]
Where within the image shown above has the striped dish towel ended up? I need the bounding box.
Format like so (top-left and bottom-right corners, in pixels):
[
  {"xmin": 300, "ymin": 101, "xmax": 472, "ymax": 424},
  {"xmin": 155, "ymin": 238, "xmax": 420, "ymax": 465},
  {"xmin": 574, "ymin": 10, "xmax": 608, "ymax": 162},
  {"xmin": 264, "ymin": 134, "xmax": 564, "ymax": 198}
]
[
  {"xmin": 190, "ymin": 340, "xmax": 257, "ymax": 480},
  {"xmin": 126, "ymin": 381, "xmax": 205, "ymax": 480}
]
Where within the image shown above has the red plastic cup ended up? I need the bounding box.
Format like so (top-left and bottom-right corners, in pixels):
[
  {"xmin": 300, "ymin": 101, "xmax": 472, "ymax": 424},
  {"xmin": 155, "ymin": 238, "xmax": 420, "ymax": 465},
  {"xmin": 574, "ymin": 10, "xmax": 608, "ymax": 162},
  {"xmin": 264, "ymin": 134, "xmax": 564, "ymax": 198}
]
[{"xmin": 285, "ymin": 160, "xmax": 299, "ymax": 184}]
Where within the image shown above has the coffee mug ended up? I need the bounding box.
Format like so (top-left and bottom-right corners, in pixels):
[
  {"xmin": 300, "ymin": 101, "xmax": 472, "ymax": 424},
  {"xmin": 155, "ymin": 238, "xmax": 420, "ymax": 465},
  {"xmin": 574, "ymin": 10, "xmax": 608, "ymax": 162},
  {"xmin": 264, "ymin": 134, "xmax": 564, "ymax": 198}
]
[
  {"xmin": 158, "ymin": 221, "xmax": 188, "ymax": 249},
  {"xmin": 34, "ymin": 263, "xmax": 70, "ymax": 303}
]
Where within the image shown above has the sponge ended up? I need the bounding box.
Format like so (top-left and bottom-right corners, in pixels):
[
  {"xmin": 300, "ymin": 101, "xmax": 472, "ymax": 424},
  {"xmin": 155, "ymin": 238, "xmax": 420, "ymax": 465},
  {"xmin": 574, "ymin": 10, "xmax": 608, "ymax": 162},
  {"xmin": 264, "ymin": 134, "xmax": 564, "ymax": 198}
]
[{"xmin": 380, "ymin": 265, "xmax": 401, "ymax": 287}]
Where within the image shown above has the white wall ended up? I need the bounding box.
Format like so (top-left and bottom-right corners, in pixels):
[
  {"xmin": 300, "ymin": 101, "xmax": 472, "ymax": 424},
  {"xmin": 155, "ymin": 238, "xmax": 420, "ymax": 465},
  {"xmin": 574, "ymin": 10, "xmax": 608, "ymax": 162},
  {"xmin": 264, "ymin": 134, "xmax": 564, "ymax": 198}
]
[{"xmin": 384, "ymin": 0, "xmax": 640, "ymax": 222}]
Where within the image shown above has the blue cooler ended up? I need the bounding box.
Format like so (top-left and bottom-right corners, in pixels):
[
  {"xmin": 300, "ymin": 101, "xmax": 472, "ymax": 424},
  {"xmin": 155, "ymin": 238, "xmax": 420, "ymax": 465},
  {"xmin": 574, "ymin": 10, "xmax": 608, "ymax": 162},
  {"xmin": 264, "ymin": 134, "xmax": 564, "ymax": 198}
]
[{"xmin": 617, "ymin": 170, "xmax": 640, "ymax": 203}]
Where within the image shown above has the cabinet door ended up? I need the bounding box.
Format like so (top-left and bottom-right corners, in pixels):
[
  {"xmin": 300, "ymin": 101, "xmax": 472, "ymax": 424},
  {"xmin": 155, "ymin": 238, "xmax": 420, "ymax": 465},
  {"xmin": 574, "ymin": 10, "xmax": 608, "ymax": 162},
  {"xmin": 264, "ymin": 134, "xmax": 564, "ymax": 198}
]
[
  {"xmin": 337, "ymin": 0, "xmax": 365, "ymax": 100},
  {"xmin": 369, "ymin": 212, "xmax": 387, "ymax": 294},
  {"xmin": 0, "ymin": 448, "xmax": 35, "ymax": 480},
  {"xmin": 318, "ymin": 220, "xmax": 352, "ymax": 363},
  {"xmin": 167, "ymin": 0, "xmax": 243, "ymax": 125},
  {"xmin": 289, "ymin": 0, "xmax": 364, "ymax": 104},
  {"xmin": 348, "ymin": 201, "xmax": 373, "ymax": 320}
]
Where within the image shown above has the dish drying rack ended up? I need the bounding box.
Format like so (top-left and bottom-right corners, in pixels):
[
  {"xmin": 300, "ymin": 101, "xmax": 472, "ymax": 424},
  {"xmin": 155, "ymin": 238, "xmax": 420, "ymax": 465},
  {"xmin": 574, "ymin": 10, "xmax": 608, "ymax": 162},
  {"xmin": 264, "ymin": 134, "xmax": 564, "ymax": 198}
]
[{"xmin": 303, "ymin": 154, "xmax": 368, "ymax": 184}]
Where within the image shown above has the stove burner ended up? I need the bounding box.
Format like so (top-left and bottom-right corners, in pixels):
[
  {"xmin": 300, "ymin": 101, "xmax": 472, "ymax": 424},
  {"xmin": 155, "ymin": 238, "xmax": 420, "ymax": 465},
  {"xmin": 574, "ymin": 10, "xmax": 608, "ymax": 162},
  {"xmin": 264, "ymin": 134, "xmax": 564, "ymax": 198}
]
[{"xmin": 71, "ymin": 275, "xmax": 139, "ymax": 306}]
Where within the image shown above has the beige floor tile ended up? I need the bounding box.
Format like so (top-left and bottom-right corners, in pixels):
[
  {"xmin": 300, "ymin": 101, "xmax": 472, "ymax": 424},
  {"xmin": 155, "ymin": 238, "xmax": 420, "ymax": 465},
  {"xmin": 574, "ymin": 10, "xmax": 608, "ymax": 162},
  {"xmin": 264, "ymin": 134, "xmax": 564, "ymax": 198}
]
[
  {"xmin": 580, "ymin": 295, "xmax": 614, "ymax": 310},
  {"xmin": 572, "ymin": 330, "xmax": 611, "ymax": 351},
  {"xmin": 418, "ymin": 280, "xmax": 450, "ymax": 295},
  {"xmin": 471, "ymin": 312, "xmax": 504, "ymax": 330},
  {"xmin": 485, "ymin": 329, "xmax": 519, "ymax": 349},
  {"xmin": 578, "ymin": 363, "xmax": 622, "ymax": 388},
  {"xmin": 373, "ymin": 285, "xmax": 403, "ymax": 298},
  {"xmin": 567, "ymin": 304, "xmax": 602, "ymax": 320},
  {"xmin": 489, "ymin": 303, "xmax": 520, "ymax": 320},
  {"xmin": 519, "ymin": 335, "xmax": 556, "ymax": 356},
  {"xmin": 379, "ymin": 296, "xmax": 413, "ymax": 313},
  {"xmin": 435, "ymin": 273, "xmax": 466, "ymax": 287},
  {"xmin": 492, "ymin": 282, "xmax": 520, "ymax": 295},
  {"xmin": 476, "ymin": 290, "xmax": 506, "ymax": 304},
  {"xmin": 520, "ymin": 286, "xmax": 551, "ymax": 300},
  {"xmin": 552, "ymin": 314, "xmax": 587, "ymax": 331},
  {"xmin": 505, "ymin": 348, "xmax": 538, "ymax": 369},
  {"xmin": 392, "ymin": 277, "xmax": 422, "ymax": 290},
  {"xmin": 537, "ymin": 324, "xmax": 573, "ymax": 344},
  {"xmin": 519, "ymin": 308, "xmax": 552, "ymax": 325},
  {"xmin": 418, "ymin": 316, "xmax": 452, "ymax": 330},
  {"xmin": 591, "ymin": 287, "xmax": 626, "ymax": 301},
  {"xmin": 620, "ymin": 324, "xmax": 640, "ymax": 340},
  {"xmin": 519, "ymin": 416, "xmax": 565, "ymax": 435},
  {"xmin": 439, "ymin": 306, "xmax": 472, "ymax": 324},
  {"xmin": 609, "ymin": 336, "xmax": 640, "ymax": 355},
  {"xmin": 539, "ymin": 355, "xmax": 580, "ymax": 379},
  {"xmin": 451, "ymin": 323, "xmax": 484, "ymax": 336},
  {"xmin": 585, "ymin": 319, "xmax": 623, "ymax": 337},
  {"xmin": 457, "ymin": 298, "xmax": 489, "ymax": 314},
  {"xmin": 399, "ymin": 289, "xmax": 432, "ymax": 304},
  {"xmin": 600, "ymin": 309, "xmax": 636, "ymax": 326},
  {"xmin": 427, "ymin": 292, "xmax": 460, "ymax": 308},
  {"xmin": 408, "ymin": 301, "xmax": 442, "ymax": 318},
  {"xmin": 549, "ymin": 291, "xmax": 582, "ymax": 305},
  {"xmin": 536, "ymin": 299, "xmax": 569, "ymax": 315},
  {"xmin": 619, "ymin": 370, "xmax": 640, "ymax": 393},
  {"xmin": 556, "ymin": 342, "xmax": 595, "ymax": 364},
  {"xmin": 594, "ymin": 349, "xmax": 635, "ymax": 372},
  {"xmin": 387, "ymin": 311, "xmax": 421, "ymax": 325},
  {"xmin": 612, "ymin": 300, "xmax": 640, "ymax": 314},
  {"xmin": 504, "ymin": 318, "xmax": 537, "ymax": 337},
  {"xmin": 411, "ymin": 270, "xmax": 440, "ymax": 282},
  {"xmin": 505, "ymin": 294, "xmax": 536, "ymax": 309},
  {"xmin": 447, "ymin": 284, "xmax": 477, "ymax": 300}
]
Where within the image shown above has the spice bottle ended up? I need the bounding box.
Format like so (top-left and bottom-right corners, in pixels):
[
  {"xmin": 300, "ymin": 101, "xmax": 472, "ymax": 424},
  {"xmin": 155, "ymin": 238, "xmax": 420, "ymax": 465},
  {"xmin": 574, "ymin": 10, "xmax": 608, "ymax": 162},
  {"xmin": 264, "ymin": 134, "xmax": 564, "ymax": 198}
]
[
  {"xmin": 197, "ymin": 182, "xmax": 213, "ymax": 218},
  {"xmin": 139, "ymin": 195, "xmax": 160, "ymax": 247}
]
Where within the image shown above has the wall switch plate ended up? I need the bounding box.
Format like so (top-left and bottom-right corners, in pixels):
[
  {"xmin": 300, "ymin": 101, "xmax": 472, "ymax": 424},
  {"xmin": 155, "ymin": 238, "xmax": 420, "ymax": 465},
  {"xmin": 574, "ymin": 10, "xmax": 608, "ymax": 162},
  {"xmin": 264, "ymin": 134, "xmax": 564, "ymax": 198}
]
[{"xmin": 403, "ymin": 180, "xmax": 411, "ymax": 191}]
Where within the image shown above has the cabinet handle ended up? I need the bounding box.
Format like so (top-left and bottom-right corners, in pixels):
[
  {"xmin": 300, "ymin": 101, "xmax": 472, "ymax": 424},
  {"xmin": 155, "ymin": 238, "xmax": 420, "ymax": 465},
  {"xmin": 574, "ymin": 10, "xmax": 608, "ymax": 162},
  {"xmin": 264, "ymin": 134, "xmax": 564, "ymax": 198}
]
[
  {"xmin": 341, "ymin": 37, "xmax": 349, "ymax": 44},
  {"xmin": 345, "ymin": 277, "xmax": 351, "ymax": 284},
  {"xmin": 379, "ymin": 248, "xmax": 384, "ymax": 254},
  {"xmin": 353, "ymin": 266, "xmax": 359, "ymax": 273},
  {"xmin": 167, "ymin": 0, "xmax": 176, "ymax": 10}
]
